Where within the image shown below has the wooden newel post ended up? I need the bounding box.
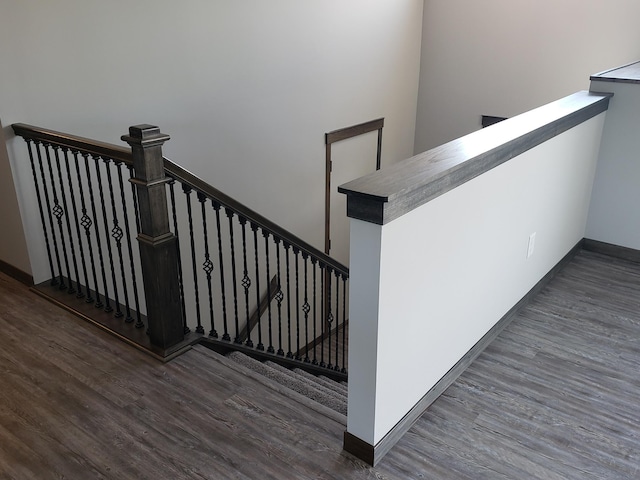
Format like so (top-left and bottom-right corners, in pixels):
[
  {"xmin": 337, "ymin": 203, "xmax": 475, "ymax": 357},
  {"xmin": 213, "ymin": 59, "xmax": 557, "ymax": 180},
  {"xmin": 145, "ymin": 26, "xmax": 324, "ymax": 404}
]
[{"xmin": 122, "ymin": 125, "xmax": 184, "ymax": 351}]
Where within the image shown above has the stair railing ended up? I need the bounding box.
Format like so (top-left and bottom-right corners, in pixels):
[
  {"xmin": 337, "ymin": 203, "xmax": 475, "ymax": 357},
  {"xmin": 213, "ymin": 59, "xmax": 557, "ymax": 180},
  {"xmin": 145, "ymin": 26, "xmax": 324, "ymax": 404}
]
[{"xmin": 11, "ymin": 123, "xmax": 348, "ymax": 376}]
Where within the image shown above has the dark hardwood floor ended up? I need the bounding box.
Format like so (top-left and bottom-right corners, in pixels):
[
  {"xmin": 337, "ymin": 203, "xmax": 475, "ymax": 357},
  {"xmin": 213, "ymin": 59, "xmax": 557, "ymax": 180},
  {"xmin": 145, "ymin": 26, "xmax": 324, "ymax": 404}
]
[{"xmin": 0, "ymin": 249, "xmax": 639, "ymax": 479}]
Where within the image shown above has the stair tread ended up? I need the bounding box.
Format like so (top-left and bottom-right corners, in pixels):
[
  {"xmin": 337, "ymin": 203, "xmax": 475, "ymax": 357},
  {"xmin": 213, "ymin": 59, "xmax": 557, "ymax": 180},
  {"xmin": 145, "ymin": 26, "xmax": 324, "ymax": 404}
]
[
  {"xmin": 265, "ymin": 361, "xmax": 346, "ymax": 403},
  {"xmin": 191, "ymin": 345, "xmax": 346, "ymax": 425},
  {"xmin": 227, "ymin": 351, "xmax": 347, "ymax": 416},
  {"xmin": 293, "ymin": 368, "xmax": 348, "ymax": 396}
]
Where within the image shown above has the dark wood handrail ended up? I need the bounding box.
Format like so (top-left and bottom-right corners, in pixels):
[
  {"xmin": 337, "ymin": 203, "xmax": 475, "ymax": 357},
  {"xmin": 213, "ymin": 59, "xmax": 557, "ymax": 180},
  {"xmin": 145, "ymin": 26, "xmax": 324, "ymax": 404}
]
[
  {"xmin": 11, "ymin": 122, "xmax": 349, "ymax": 276},
  {"xmin": 12, "ymin": 123, "xmax": 133, "ymax": 164},
  {"xmin": 164, "ymin": 158, "xmax": 349, "ymax": 275}
]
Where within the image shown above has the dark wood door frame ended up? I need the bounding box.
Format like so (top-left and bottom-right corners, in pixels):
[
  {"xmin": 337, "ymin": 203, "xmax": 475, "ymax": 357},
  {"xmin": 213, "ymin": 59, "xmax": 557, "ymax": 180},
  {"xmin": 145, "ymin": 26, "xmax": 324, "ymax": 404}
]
[{"xmin": 324, "ymin": 118, "xmax": 383, "ymax": 256}]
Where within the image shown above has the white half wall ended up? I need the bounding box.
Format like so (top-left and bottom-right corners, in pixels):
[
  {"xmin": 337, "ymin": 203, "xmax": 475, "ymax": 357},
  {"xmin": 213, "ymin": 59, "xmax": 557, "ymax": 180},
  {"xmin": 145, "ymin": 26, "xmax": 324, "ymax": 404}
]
[
  {"xmin": 0, "ymin": 1, "xmax": 423, "ymax": 282},
  {"xmin": 347, "ymin": 113, "xmax": 606, "ymax": 445},
  {"xmin": 586, "ymin": 81, "xmax": 640, "ymax": 249},
  {"xmin": 414, "ymin": 0, "xmax": 640, "ymax": 153},
  {"xmin": 0, "ymin": 120, "xmax": 31, "ymax": 275}
]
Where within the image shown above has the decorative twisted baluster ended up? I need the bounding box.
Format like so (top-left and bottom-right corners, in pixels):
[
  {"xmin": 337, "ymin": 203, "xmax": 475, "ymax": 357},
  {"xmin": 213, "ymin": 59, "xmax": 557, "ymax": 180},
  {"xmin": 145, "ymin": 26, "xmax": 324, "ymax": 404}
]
[
  {"xmin": 114, "ymin": 161, "xmax": 139, "ymax": 323},
  {"xmin": 75, "ymin": 153, "xmax": 98, "ymax": 305},
  {"xmin": 104, "ymin": 158, "xmax": 130, "ymax": 319},
  {"xmin": 94, "ymin": 158, "xmax": 119, "ymax": 315},
  {"xmin": 53, "ymin": 146, "xmax": 81, "ymax": 295},
  {"xmin": 44, "ymin": 143, "xmax": 73, "ymax": 292},
  {"xmin": 199, "ymin": 193, "xmax": 216, "ymax": 337},
  {"xmin": 184, "ymin": 185, "xmax": 204, "ymax": 334},
  {"xmin": 36, "ymin": 141, "xmax": 64, "ymax": 288},
  {"xmin": 168, "ymin": 179, "xmax": 188, "ymax": 334},
  {"xmin": 239, "ymin": 217, "xmax": 253, "ymax": 348},
  {"xmin": 25, "ymin": 140, "xmax": 56, "ymax": 284},
  {"xmin": 213, "ymin": 202, "xmax": 230, "ymax": 341},
  {"xmin": 274, "ymin": 238, "xmax": 284, "ymax": 356},
  {"xmin": 84, "ymin": 156, "xmax": 110, "ymax": 310},
  {"xmin": 62, "ymin": 149, "xmax": 87, "ymax": 299}
]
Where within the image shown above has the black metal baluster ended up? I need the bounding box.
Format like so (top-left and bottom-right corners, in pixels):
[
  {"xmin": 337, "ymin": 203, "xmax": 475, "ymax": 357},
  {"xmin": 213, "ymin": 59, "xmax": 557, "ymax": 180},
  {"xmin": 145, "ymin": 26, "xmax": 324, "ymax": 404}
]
[
  {"xmin": 127, "ymin": 165, "xmax": 144, "ymax": 328},
  {"xmin": 44, "ymin": 143, "xmax": 73, "ymax": 292},
  {"xmin": 25, "ymin": 140, "xmax": 56, "ymax": 284},
  {"xmin": 54, "ymin": 147, "xmax": 81, "ymax": 295},
  {"xmin": 118, "ymin": 163, "xmax": 143, "ymax": 326},
  {"xmin": 225, "ymin": 209, "xmax": 242, "ymax": 344},
  {"xmin": 169, "ymin": 179, "xmax": 188, "ymax": 334},
  {"xmin": 341, "ymin": 273, "xmax": 347, "ymax": 373},
  {"xmin": 199, "ymin": 193, "xmax": 216, "ymax": 338},
  {"xmin": 320, "ymin": 264, "xmax": 327, "ymax": 368},
  {"xmin": 128, "ymin": 165, "xmax": 142, "ymax": 235},
  {"xmin": 274, "ymin": 238, "xmax": 284, "ymax": 356},
  {"xmin": 94, "ymin": 158, "xmax": 119, "ymax": 315},
  {"xmin": 263, "ymin": 231, "xmax": 274, "ymax": 353},
  {"xmin": 213, "ymin": 202, "xmax": 230, "ymax": 342},
  {"xmin": 294, "ymin": 247, "xmax": 301, "ymax": 360},
  {"xmin": 239, "ymin": 217, "xmax": 253, "ymax": 348},
  {"xmin": 63, "ymin": 149, "xmax": 87, "ymax": 299},
  {"xmin": 184, "ymin": 186, "xmax": 204, "ymax": 334},
  {"xmin": 284, "ymin": 242, "xmax": 293, "ymax": 358},
  {"xmin": 36, "ymin": 142, "xmax": 65, "ymax": 288},
  {"xmin": 75, "ymin": 153, "xmax": 98, "ymax": 305},
  {"xmin": 311, "ymin": 258, "xmax": 318, "ymax": 365},
  {"xmin": 302, "ymin": 253, "xmax": 311, "ymax": 363},
  {"xmin": 251, "ymin": 223, "xmax": 264, "ymax": 351},
  {"xmin": 334, "ymin": 269, "xmax": 340, "ymax": 371},
  {"xmin": 85, "ymin": 156, "xmax": 110, "ymax": 309},
  {"xmin": 113, "ymin": 161, "xmax": 138, "ymax": 323},
  {"xmin": 104, "ymin": 159, "xmax": 129, "ymax": 319},
  {"xmin": 326, "ymin": 267, "xmax": 333, "ymax": 370}
]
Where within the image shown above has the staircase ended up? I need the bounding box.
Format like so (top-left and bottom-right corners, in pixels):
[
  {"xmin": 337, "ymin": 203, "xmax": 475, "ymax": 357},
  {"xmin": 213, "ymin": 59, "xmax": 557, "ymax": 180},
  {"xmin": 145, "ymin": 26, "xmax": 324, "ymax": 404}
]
[
  {"xmin": 10, "ymin": 122, "xmax": 349, "ymax": 377},
  {"xmin": 189, "ymin": 345, "xmax": 348, "ymax": 424}
]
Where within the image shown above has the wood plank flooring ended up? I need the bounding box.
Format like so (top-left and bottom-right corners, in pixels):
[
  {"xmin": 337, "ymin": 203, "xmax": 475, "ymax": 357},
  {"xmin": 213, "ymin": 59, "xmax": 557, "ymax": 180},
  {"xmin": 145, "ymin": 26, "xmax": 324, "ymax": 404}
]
[{"xmin": 0, "ymin": 249, "xmax": 639, "ymax": 479}]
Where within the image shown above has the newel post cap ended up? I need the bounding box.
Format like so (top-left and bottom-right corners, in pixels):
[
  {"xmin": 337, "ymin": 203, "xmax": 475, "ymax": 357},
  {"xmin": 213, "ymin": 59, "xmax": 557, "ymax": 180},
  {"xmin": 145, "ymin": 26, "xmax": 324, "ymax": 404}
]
[{"xmin": 121, "ymin": 124, "xmax": 170, "ymax": 147}]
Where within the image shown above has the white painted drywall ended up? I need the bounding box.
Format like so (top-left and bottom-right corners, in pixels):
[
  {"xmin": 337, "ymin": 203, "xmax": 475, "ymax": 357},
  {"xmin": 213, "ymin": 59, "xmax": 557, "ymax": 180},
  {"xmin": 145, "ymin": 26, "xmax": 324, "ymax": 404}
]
[
  {"xmin": 414, "ymin": 0, "xmax": 640, "ymax": 153},
  {"xmin": 0, "ymin": 120, "xmax": 31, "ymax": 275},
  {"xmin": 586, "ymin": 80, "xmax": 640, "ymax": 249},
  {"xmin": 347, "ymin": 113, "xmax": 606, "ymax": 445},
  {"xmin": 0, "ymin": 1, "xmax": 423, "ymax": 282}
]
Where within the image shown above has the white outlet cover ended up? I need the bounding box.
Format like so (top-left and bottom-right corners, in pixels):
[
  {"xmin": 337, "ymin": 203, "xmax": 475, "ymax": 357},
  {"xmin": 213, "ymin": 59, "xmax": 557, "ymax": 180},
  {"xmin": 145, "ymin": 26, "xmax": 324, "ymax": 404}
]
[{"xmin": 527, "ymin": 232, "xmax": 536, "ymax": 258}]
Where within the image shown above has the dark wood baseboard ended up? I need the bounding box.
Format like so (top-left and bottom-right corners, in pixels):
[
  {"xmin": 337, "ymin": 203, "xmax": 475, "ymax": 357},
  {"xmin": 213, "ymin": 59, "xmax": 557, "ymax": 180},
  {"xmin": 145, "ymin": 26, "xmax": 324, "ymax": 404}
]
[
  {"xmin": 343, "ymin": 239, "xmax": 584, "ymax": 466},
  {"xmin": 32, "ymin": 279, "xmax": 198, "ymax": 362},
  {"xmin": 0, "ymin": 259, "xmax": 33, "ymax": 286},
  {"xmin": 583, "ymin": 238, "xmax": 640, "ymax": 264}
]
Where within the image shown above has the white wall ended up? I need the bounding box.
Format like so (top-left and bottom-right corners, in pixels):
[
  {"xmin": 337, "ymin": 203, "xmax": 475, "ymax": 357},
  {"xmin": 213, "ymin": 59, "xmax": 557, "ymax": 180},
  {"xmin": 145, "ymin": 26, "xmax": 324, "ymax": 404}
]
[
  {"xmin": 0, "ymin": 0, "xmax": 423, "ymax": 282},
  {"xmin": 414, "ymin": 0, "xmax": 640, "ymax": 153},
  {"xmin": 347, "ymin": 113, "xmax": 606, "ymax": 445},
  {"xmin": 0, "ymin": 120, "xmax": 31, "ymax": 275},
  {"xmin": 586, "ymin": 79, "xmax": 640, "ymax": 249}
]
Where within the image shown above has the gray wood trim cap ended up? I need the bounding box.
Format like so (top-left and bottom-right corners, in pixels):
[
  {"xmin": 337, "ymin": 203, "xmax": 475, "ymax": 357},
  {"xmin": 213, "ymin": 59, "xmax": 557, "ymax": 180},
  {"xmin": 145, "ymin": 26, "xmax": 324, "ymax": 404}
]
[
  {"xmin": 591, "ymin": 60, "xmax": 640, "ymax": 84},
  {"xmin": 338, "ymin": 91, "xmax": 611, "ymax": 225}
]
